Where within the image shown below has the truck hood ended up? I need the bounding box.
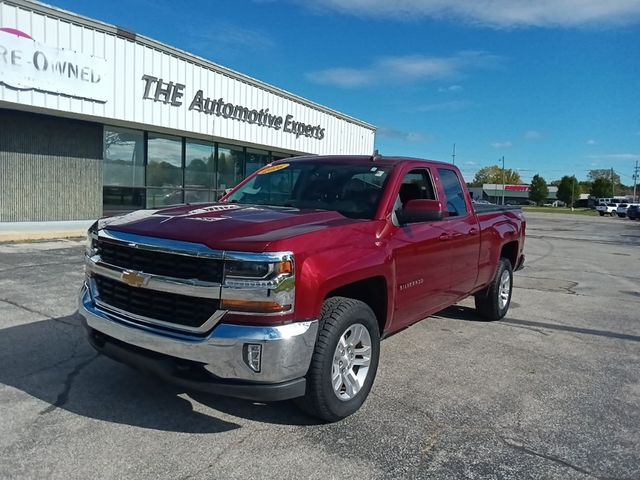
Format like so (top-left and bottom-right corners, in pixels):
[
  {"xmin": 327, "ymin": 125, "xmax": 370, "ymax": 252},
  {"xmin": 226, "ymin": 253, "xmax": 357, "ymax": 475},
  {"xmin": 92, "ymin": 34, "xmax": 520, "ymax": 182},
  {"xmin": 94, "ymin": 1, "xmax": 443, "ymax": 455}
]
[{"xmin": 99, "ymin": 203, "xmax": 361, "ymax": 251}]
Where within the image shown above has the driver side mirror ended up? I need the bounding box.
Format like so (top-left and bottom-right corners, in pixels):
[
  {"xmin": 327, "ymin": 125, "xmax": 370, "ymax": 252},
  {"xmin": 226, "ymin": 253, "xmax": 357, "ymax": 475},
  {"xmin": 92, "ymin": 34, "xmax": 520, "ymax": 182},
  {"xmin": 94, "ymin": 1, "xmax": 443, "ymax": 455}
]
[{"xmin": 397, "ymin": 199, "xmax": 444, "ymax": 224}]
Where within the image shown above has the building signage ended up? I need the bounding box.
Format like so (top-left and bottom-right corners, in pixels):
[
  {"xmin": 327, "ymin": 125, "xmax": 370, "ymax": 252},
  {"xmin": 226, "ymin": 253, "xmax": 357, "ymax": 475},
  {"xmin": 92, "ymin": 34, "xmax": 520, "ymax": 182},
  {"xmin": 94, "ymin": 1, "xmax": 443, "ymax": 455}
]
[
  {"xmin": 141, "ymin": 74, "xmax": 326, "ymax": 140},
  {"xmin": 505, "ymin": 185, "xmax": 529, "ymax": 192},
  {"xmin": 0, "ymin": 28, "xmax": 109, "ymax": 102}
]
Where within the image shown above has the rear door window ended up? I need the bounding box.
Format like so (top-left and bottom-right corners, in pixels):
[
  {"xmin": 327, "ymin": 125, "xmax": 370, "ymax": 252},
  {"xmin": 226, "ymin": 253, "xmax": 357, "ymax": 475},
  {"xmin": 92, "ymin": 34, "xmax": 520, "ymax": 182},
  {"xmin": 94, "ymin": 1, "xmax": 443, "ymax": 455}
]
[{"xmin": 438, "ymin": 169, "xmax": 468, "ymax": 217}]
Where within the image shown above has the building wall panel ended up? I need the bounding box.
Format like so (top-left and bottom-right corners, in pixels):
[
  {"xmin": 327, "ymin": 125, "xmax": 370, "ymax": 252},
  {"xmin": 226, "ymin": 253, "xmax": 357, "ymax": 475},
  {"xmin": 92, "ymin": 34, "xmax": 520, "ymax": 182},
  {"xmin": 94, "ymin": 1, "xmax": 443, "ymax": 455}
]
[
  {"xmin": 0, "ymin": 109, "xmax": 102, "ymax": 222},
  {"xmin": 0, "ymin": 0, "xmax": 375, "ymax": 156}
]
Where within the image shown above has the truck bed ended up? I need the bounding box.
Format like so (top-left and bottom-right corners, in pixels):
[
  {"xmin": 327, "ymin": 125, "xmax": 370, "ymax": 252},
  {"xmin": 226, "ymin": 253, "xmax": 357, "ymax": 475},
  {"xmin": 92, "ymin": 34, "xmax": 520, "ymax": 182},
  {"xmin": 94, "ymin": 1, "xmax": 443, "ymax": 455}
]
[{"xmin": 474, "ymin": 204, "xmax": 522, "ymax": 215}]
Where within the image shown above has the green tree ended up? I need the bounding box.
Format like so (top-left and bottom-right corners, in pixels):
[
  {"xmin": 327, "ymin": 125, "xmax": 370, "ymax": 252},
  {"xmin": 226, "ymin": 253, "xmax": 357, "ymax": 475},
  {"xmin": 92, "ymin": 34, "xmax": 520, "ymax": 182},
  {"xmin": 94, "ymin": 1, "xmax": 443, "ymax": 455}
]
[
  {"xmin": 590, "ymin": 177, "xmax": 614, "ymax": 199},
  {"xmin": 578, "ymin": 181, "xmax": 592, "ymax": 194},
  {"xmin": 588, "ymin": 169, "xmax": 620, "ymax": 185},
  {"xmin": 529, "ymin": 174, "xmax": 549, "ymax": 205},
  {"xmin": 472, "ymin": 165, "xmax": 522, "ymax": 186},
  {"xmin": 556, "ymin": 175, "xmax": 580, "ymax": 206}
]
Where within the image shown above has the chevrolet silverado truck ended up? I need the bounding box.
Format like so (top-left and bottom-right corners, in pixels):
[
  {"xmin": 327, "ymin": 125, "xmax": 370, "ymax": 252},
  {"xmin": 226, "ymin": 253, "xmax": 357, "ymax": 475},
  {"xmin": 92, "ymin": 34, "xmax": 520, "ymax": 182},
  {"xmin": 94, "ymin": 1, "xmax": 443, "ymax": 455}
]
[{"xmin": 79, "ymin": 155, "xmax": 525, "ymax": 422}]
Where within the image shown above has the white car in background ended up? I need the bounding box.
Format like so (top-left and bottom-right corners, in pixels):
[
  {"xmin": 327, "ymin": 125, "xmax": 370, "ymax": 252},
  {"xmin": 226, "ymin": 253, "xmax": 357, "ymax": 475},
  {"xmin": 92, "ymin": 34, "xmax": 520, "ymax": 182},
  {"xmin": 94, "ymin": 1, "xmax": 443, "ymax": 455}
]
[
  {"xmin": 616, "ymin": 203, "xmax": 639, "ymax": 218},
  {"xmin": 596, "ymin": 202, "xmax": 618, "ymax": 216}
]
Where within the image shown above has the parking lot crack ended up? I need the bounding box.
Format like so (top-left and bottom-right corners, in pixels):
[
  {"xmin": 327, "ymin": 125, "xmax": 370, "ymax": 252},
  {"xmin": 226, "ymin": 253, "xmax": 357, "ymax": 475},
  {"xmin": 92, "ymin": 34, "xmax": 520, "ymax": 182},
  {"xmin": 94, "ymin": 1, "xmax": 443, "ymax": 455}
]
[
  {"xmin": 39, "ymin": 353, "xmax": 99, "ymax": 415},
  {"xmin": 178, "ymin": 431, "xmax": 255, "ymax": 479},
  {"xmin": 0, "ymin": 298, "xmax": 79, "ymax": 327},
  {"xmin": 500, "ymin": 437, "xmax": 612, "ymax": 479}
]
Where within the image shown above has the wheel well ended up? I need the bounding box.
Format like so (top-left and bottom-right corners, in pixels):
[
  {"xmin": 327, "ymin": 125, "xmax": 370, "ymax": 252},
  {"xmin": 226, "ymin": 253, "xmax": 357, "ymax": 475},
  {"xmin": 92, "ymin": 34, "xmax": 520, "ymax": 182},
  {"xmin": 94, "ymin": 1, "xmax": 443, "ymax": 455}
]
[
  {"xmin": 501, "ymin": 241, "xmax": 519, "ymax": 268},
  {"xmin": 325, "ymin": 277, "xmax": 388, "ymax": 335}
]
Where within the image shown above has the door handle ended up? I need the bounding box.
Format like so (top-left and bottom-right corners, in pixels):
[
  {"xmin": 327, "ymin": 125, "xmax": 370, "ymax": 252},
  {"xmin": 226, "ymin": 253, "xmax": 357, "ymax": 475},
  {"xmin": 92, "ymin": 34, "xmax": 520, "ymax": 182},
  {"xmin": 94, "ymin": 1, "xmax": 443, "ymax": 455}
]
[
  {"xmin": 468, "ymin": 228, "xmax": 478, "ymax": 235},
  {"xmin": 439, "ymin": 233, "xmax": 451, "ymax": 241}
]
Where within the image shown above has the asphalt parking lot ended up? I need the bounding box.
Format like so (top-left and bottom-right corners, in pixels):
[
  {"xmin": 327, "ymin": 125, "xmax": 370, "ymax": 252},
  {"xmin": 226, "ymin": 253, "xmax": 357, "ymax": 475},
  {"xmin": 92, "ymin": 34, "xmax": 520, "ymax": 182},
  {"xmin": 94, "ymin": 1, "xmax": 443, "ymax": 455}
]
[{"xmin": 0, "ymin": 213, "xmax": 638, "ymax": 480}]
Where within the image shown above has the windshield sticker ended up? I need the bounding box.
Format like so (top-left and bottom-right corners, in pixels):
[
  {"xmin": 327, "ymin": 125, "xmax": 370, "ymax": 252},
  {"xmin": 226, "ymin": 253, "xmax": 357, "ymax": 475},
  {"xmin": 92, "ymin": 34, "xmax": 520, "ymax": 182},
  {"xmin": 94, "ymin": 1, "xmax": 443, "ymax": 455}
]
[
  {"xmin": 258, "ymin": 163, "xmax": 290, "ymax": 175},
  {"xmin": 375, "ymin": 170, "xmax": 385, "ymax": 177},
  {"xmin": 370, "ymin": 167, "xmax": 378, "ymax": 172}
]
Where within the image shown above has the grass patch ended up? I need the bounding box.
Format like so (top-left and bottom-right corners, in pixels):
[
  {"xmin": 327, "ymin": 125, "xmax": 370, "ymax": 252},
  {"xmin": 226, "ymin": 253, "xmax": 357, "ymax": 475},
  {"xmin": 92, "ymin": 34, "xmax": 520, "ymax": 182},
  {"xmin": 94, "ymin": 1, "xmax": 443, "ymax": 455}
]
[{"xmin": 522, "ymin": 207, "xmax": 598, "ymax": 216}]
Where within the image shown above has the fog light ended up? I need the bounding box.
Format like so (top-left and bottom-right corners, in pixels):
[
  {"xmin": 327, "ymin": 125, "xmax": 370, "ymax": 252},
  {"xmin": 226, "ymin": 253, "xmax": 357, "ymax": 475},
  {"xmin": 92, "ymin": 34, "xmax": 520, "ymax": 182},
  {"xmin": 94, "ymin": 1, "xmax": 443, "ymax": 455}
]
[{"xmin": 244, "ymin": 344, "xmax": 262, "ymax": 373}]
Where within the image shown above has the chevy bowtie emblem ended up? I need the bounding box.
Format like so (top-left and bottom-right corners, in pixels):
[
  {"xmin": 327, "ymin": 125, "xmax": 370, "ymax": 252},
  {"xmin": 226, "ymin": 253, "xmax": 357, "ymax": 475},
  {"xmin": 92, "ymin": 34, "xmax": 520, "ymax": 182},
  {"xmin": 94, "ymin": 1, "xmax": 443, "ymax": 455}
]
[{"xmin": 121, "ymin": 270, "xmax": 145, "ymax": 288}]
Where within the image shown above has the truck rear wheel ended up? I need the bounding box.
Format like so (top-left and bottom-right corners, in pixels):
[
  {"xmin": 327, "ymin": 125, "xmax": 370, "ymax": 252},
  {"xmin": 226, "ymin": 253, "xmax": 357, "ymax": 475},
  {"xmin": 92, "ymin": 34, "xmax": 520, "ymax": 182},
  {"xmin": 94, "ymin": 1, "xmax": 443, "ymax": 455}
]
[
  {"xmin": 296, "ymin": 297, "xmax": 380, "ymax": 422},
  {"xmin": 474, "ymin": 258, "xmax": 513, "ymax": 321}
]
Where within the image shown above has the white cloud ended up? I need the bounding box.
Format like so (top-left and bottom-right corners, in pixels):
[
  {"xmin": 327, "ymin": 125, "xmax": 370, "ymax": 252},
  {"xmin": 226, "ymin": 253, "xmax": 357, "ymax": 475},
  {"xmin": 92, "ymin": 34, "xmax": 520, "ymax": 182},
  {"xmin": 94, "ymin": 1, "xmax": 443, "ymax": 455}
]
[
  {"xmin": 377, "ymin": 127, "xmax": 430, "ymax": 142},
  {"xmin": 491, "ymin": 141, "xmax": 512, "ymax": 149},
  {"xmin": 438, "ymin": 84, "xmax": 463, "ymax": 92},
  {"xmin": 524, "ymin": 130, "xmax": 542, "ymax": 139},
  {"xmin": 307, "ymin": 51, "xmax": 501, "ymax": 88},
  {"xmin": 298, "ymin": 0, "xmax": 640, "ymax": 28},
  {"xmin": 586, "ymin": 139, "xmax": 597, "ymax": 145}
]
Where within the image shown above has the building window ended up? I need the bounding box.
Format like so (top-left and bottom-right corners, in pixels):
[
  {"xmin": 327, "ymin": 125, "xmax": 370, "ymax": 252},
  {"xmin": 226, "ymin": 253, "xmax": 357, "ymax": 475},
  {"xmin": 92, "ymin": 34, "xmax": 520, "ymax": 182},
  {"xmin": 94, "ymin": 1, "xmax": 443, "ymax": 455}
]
[
  {"xmin": 186, "ymin": 139, "xmax": 215, "ymax": 203},
  {"xmin": 217, "ymin": 144, "xmax": 244, "ymax": 195},
  {"xmin": 147, "ymin": 133, "xmax": 183, "ymax": 207},
  {"xmin": 103, "ymin": 186, "xmax": 146, "ymax": 213},
  {"xmin": 103, "ymin": 127, "xmax": 145, "ymax": 187},
  {"xmin": 103, "ymin": 126, "xmax": 145, "ymax": 215},
  {"xmin": 271, "ymin": 152, "xmax": 290, "ymax": 162},
  {"xmin": 246, "ymin": 148, "xmax": 269, "ymax": 176},
  {"xmin": 102, "ymin": 127, "xmax": 293, "ymax": 214}
]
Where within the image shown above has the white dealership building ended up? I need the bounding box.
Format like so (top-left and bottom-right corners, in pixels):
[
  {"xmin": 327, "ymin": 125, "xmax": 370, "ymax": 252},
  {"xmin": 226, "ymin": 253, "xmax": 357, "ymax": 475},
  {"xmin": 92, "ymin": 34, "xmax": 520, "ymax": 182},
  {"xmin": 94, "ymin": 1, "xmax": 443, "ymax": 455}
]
[{"xmin": 0, "ymin": 0, "xmax": 375, "ymax": 223}]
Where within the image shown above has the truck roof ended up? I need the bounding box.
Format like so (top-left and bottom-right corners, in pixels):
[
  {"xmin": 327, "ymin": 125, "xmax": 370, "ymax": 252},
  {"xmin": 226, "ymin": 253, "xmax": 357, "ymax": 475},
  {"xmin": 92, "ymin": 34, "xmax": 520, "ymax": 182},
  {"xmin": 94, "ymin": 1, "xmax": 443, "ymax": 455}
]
[{"xmin": 278, "ymin": 155, "xmax": 454, "ymax": 168}]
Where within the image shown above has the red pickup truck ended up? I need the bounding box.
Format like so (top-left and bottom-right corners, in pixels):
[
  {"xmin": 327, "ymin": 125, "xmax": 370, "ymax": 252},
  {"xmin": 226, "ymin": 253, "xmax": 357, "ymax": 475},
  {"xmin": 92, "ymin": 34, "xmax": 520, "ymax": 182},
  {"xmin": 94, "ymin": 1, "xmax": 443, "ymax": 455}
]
[{"xmin": 80, "ymin": 155, "xmax": 525, "ymax": 422}]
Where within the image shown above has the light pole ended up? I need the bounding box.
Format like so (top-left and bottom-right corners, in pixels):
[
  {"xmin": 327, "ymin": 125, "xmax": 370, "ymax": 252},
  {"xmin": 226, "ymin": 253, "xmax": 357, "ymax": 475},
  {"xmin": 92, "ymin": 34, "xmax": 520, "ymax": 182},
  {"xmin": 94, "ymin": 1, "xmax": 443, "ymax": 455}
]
[
  {"xmin": 501, "ymin": 156, "xmax": 505, "ymax": 206},
  {"xmin": 633, "ymin": 160, "xmax": 639, "ymax": 202},
  {"xmin": 611, "ymin": 167, "xmax": 615, "ymax": 198},
  {"xmin": 571, "ymin": 175, "xmax": 576, "ymax": 211}
]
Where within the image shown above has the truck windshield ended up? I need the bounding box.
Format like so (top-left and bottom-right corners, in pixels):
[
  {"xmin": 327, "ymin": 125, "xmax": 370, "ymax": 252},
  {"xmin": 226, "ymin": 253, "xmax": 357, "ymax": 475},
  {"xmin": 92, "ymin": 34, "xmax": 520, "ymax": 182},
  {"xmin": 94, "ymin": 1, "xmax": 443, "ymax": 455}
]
[{"xmin": 224, "ymin": 161, "xmax": 392, "ymax": 219}]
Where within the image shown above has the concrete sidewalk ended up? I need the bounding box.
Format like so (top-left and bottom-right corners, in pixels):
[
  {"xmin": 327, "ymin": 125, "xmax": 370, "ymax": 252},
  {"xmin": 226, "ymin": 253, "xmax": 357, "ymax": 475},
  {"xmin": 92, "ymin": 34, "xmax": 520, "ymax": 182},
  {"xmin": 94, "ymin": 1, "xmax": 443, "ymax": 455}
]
[{"xmin": 0, "ymin": 220, "xmax": 93, "ymax": 242}]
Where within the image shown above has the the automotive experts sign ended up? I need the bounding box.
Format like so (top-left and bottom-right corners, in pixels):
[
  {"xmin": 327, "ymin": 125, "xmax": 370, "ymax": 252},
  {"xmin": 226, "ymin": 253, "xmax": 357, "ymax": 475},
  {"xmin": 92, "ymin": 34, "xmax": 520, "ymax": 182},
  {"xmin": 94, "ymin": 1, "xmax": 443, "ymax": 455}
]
[
  {"xmin": 141, "ymin": 74, "xmax": 326, "ymax": 141},
  {"xmin": 0, "ymin": 27, "xmax": 109, "ymax": 102}
]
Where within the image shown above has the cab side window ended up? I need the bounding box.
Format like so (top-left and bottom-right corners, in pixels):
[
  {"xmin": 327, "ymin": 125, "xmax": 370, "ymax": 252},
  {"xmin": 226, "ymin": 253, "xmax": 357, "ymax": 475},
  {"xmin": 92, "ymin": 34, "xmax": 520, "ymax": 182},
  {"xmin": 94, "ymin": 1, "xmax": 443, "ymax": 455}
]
[{"xmin": 438, "ymin": 168, "xmax": 468, "ymax": 217}]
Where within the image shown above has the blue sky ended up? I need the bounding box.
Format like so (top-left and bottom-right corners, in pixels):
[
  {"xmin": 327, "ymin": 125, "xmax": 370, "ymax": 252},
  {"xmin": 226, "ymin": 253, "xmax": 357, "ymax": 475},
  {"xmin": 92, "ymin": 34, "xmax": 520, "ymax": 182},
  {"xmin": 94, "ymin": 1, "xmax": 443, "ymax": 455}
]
[{"xmin": 47, "ymin": 0, "xmax": 640, "ymax": 184}]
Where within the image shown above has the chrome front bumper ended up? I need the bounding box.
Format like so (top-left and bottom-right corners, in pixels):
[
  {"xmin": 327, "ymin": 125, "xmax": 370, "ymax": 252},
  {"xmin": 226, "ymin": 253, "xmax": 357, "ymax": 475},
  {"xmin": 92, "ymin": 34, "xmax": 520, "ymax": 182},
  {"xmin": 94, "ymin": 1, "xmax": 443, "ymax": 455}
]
[{"xmin": 79, "ymin": 284, "xmax": 318, "ymax": 385}]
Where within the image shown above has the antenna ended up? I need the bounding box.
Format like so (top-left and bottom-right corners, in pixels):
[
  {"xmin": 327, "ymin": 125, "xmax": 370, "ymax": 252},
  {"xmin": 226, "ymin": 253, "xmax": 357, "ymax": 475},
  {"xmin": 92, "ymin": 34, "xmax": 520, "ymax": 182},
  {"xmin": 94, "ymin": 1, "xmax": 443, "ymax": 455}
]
[{"xmin": 452, "ymin": 143, "xmax": 456, "ymax": 165}]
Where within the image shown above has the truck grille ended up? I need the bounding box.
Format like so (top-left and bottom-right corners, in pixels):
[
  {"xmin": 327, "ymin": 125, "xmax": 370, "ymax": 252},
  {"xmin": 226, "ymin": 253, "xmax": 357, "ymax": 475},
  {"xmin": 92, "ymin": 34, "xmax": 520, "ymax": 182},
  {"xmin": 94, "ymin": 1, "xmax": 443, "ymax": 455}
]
[
  {"xmin": 97, "ymin": 240, "xmax": 223, "ymax": 283},
  {"xmin": 94, "ymin": 275, "xmax": 219, "ymax": 329}
]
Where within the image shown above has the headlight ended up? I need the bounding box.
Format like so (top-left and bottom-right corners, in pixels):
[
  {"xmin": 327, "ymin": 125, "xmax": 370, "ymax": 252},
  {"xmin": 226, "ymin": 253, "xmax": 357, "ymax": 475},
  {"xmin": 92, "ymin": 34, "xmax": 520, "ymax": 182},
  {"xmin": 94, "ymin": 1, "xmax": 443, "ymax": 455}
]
[
  {"xmin": 225, "ymin": 261, "xmax": 271, "ymax": 279},
  {"xmin": 85, "ymin": 222, "xmax": 98, "ymax": 256},
  {"xmin": 224, "ymin": 259, "xmax": 293, "ymax": 281},
  {"xmin": 221, "ymin": 255, "xmax": 295, "ymax": 314}
]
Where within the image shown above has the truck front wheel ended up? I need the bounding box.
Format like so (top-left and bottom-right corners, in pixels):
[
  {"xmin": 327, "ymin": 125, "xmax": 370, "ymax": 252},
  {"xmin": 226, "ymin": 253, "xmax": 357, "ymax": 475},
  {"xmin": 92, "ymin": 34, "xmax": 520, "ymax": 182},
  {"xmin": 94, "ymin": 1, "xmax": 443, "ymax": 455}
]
[
  {"xmin": 297, "ymin": 297, "xmax": 380, "ymax": 422},
  {"xmin": 474, "ymin": 258, "xmax": 513, "ymax": 321}
]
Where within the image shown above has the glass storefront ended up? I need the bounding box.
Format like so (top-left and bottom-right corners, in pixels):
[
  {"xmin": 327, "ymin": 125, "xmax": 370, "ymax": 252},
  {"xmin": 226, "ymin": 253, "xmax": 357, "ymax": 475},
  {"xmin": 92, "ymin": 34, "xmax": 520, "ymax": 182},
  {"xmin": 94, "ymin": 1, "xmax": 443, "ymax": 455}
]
[
  {"xmin": 103, "ymin": 127, "xmax": 145, "ymax": 214},
  {"xmin": 102, "ymin": 126, "xmax": 292, "ymax": 214},
  {"xmin": 147, "ymin": 133, "xmax": 184, "ymax": 208},
  {"xmin": 217, "ymin": 144, "xmax": 244, "ymax": 197},
  {"xmin": 246, "ymin": 148, "xmax": 270, "ymax": 177}
]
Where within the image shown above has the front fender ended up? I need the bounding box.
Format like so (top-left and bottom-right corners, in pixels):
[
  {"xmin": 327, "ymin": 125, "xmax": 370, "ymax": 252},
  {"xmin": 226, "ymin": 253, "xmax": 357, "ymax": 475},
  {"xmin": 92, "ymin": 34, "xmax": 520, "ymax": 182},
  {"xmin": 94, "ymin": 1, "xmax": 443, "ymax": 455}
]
[{"xmin": 295, "ymin": 244, "xmax": 394, "ymax": 323}]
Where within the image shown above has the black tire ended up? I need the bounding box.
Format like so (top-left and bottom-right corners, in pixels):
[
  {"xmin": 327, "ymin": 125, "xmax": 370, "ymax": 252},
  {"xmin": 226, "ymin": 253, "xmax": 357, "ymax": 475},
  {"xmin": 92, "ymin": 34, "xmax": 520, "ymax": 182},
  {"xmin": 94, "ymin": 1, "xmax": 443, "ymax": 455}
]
[
  {"xmin": 598, "ymin": 211, "xmax": 604, "ymax": 216},
  {"xmin": 296, "ymin": 297, "xmax": 380, "ymax": 423},
  {"xmin": 474, "ymin": 258, "xmax": 513, "ymax": 321}
]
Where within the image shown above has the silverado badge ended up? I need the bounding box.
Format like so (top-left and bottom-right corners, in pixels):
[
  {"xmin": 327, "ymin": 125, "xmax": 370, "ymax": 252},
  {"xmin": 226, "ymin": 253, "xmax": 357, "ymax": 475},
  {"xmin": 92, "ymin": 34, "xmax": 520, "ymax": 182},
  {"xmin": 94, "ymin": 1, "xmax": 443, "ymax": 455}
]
[{"xmin": 121, "ymin": 270, "xmax": 145, "ymax": 288}]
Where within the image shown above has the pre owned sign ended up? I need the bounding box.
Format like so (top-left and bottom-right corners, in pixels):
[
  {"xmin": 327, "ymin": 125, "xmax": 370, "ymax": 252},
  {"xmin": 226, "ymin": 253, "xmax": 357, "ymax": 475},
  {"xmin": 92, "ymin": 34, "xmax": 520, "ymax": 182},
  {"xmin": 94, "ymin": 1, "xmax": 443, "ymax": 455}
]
[{"xmin": 0, "ymin": 28, "xmax": 109, "ymax": 102}]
